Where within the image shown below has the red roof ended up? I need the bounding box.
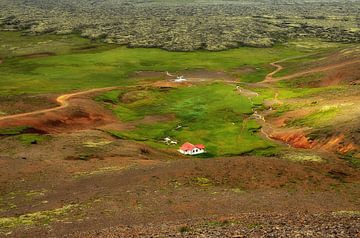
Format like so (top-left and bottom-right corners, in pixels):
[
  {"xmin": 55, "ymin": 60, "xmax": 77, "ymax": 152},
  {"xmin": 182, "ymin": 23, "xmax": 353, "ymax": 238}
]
[
  {"xmin": 195, "ymin": 144, "xmax": 205, "ymax": 149},
  {"xmin": 180, "ymin": 142, "xmax": 205, "ymax": 151}
]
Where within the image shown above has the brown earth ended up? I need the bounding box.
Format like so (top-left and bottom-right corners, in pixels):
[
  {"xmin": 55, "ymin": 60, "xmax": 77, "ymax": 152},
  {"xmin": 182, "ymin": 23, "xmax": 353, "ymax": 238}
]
[
  {"xmin": 1, "ymin": 148, "xmax": 359, "ymax": 237},
  {"xmin": 0, "ymin": 87, "xmax": 119, "ymax": 133},
  {"xmin": 0, "ymin": 94, "xmax": 57, "ymax": 116}
]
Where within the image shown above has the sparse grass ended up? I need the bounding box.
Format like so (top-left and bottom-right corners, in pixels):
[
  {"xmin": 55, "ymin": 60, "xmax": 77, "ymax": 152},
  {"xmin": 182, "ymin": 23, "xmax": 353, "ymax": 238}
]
[
  {"xmin": 74, "ymin": 166, "xmax": 128, "ymax": 178},
  {"xmin": 280, "ymin": 73, "xmax": 324, "ymax": 88},
  {"xmin": 15, "ymin": 133, "xmax": 48, "ymax": 145},
  {"xmin": 338, "ymin": 152, "xmax": 360, "ymax": 169},
  {"xmin": 247, "ymin": 223, "xmax": 263, "ymax": 229},
  {"xmin": 82, "ymin": 140, "xmax": 112, "ymax": 148},
  {"xmin": 282, "ymin": 153, "xmax": 324, "ymax": 163},
  {"xmin": 95, "ymin": 90, "xmax": 123, "ymax": 104},
  {"xmin": 287, "ymin": 105, "xmax": 341, "ymax": 128},
  {"xmin": 25, "ymin": 189, "xmax": 47, "ymax": 198},
  {"xmin": 333, "ymin": 210, "xmax": 360, "ymax": 216},
  {"xmin": 0, "ymin": 204, "xmax": 77, "ymax": 230},
  {"xmin": 246, "ymin": 147, "xmax": 280, "ymax": 157},
  {"xmin": 179, "ymin": 226, "xmax": 190, "ymax": 233},
  {"xmin": 206, "ymin": 219, "xmax": 234, "ymax": 227},
  {"xmin": 230, "ymin": 188, "xmax": 246, "ymax": 194},
  {"xmin": 192, "ymin": 177, "xmax": 213, "ymax": 186},
  {"xmin": 0, "ymin": 126, "xmax": 31, "ymax": 136}
]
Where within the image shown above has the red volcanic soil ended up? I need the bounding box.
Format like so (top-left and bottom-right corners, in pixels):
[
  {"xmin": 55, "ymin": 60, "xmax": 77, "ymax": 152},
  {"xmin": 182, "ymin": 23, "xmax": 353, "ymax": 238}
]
[
  {"xmin": 269, "ymin": 130, "xmax": 316, "ymax": 149},
  {"xmin": 0, "ymin": 94, "xmax": 118, "ymax": 133}
]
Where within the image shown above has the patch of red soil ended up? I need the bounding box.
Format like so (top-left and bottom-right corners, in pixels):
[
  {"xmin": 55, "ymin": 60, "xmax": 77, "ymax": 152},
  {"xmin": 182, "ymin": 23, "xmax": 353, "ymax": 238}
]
[
  {"xmin": 270, "ymin": 130, "xmax": 358, "ymax": 155},
  {"xmin": 270, "ymin": 130, "xmax": 316, "ymax": 149},
  {"xmin": 321, "ymin": 134, "xmax": 358, "ymax": 154},
  {"xmin": 0, "ymin": 97, "xmax": 117, "ymax": 133}
]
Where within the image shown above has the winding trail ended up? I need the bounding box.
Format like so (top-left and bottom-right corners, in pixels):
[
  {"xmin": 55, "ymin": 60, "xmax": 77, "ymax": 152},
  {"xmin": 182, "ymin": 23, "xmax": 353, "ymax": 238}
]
[
  {"xmin": 263, "ymin": 59, "xmax": 360, "ymax": 83},
  {"xmin": 251, "ymin": 56, "xmax": 360, "ymax": 146},
  {"xmin": 0, "ymin": 55, "xmax": 358, "ymax": 124},
  {"xmin": 0, "ymin": 87, "xmax": 118, "ymax": 121}
]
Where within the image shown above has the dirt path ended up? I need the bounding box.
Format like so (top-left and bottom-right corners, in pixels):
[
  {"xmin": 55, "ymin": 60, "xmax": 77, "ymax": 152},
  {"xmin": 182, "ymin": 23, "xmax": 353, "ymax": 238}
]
[
  {"xmin": 263, "ymin": 59, "xmax": 360, "ymax": 83},
  {"xmin": 0, "ymin": 87, "xmax": 118, "ymax": 121},
  {"xmin": 255, "ymin": 56, "xmax": 360, "ymax": 152},
  {"xmin": 264, "ymin": 62, "xmax": 284, "ymax": 81}
]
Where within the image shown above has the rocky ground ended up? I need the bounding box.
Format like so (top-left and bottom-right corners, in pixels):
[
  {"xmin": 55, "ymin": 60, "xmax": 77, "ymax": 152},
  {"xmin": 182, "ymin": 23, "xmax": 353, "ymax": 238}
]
[{"xmin": 68, "ymin": 213, "xmax": 360, "ymax": 238}]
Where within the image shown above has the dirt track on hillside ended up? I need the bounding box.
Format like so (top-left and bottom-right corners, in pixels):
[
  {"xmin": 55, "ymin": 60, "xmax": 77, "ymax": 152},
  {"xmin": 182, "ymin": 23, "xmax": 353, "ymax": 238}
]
[
  {"xmin": 0, "ymin": 87, "xmax": 118, "ymax": 121},
  {"xmin": 263, "ymin": 59, "xmax": 360, "ymax": 82},
  {"xmin": 258, "ymin": 57, "xmax": 360, "ymax": 155},
  {"xmin": 1, "ymin": 57, "xmax": 357, "ymax": 123}
]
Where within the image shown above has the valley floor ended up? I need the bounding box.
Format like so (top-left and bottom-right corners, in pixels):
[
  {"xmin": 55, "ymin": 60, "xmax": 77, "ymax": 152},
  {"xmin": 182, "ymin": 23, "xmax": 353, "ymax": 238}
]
[{"xmin": 0, "ymin": 33, "xmax": 359, "ymax": 237}]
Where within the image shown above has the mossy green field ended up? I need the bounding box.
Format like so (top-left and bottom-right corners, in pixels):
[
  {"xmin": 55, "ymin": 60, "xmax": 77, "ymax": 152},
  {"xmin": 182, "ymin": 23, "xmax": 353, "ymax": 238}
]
[
  {"xmin": 100, "ymin": 83, "xmax": 274, "ymax": 156},
  {"xmin": 0, "ymin": 32, "xmax": 346, "ymax": 95}
]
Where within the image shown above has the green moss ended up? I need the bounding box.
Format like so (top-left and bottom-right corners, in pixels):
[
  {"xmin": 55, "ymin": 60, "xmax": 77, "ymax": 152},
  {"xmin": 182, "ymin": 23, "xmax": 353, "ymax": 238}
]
[
  {"xmin": 282, "ymin": 153, "xmax": 324, "ymax": 163},
  {"xmin": 333, "ymin": 210, "xmax": 360, "ymax": 216},
  {"xmin": 338, "ymin": 152, "xmax": 360, "ymax": 169},
  {"xmin": 0, "ymin": 126, "xmax": 31, "ymax": 136},
  {"xmin": 0, "ymin": 204, "xmax": 77, "ymax": 230},
  {"xmin": 95, "ymin": 90, "xmax": 123, "ymax": 104},
  {"xmin": 74, "ymin": 166, "xmax": 127, "ymax": 178},
  {"xmin": 192, "ymin": 177, "xmax": 213, "ymax": 186},
  {"xmin": 15, "ymin": 134, "xmax": 48, "ymax": 145}
]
